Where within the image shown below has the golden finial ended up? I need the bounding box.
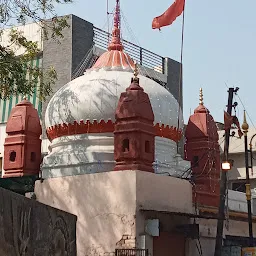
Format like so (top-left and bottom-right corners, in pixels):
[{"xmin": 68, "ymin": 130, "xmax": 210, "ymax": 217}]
[
  {"xmin": 242, "ymin": 110, "xmax": 249, "ymax": 133},
  {"xmin": 199, "ymin": 88, "xmax": 204, "ymax": 105},
  {"xmin": 133, "ymin": 61, "xmax": 139, "ymax": 80}
]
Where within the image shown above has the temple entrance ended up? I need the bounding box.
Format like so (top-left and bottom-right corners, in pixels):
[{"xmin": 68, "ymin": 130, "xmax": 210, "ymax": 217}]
[{"xmin": 153, "ymin": 232, "xmax": 186, "ymax": 256}]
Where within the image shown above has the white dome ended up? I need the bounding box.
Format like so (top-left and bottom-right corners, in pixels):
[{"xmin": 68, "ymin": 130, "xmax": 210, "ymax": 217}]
[
  {"xmin": 42, "ymin": 69, "xmax": 191, "ymax": 179},
  {"xmin": 45, "ymin": 70, "xmax": 183, "ymax": 132}
]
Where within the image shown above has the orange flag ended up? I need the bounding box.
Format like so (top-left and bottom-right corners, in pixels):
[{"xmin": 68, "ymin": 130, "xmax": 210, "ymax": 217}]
[
  {"xmin": 152, "ymin": 0, "xmax": 185, "ymax": 29},
  {"xmin": 224, "ymin": 111, "xmax": 243, "ymax": 138}
]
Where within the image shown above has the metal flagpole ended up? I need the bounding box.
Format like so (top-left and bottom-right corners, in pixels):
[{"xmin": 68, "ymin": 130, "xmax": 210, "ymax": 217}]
[{"xmin": 177, "ymin": 0, "xmax": 186, "ymax": 153}]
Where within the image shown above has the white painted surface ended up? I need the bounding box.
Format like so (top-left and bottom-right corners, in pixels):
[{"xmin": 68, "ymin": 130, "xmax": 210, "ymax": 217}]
[
  {"xmin": 136, "ymin": 171, "xmax": 193, "ymax": 214},
  {"xmin": 34, "ymin": 171, "xmax": 194, "ymax": 255},
  {"xmin": 1, "ymin": 23, "xmax": 42, "ymax": 56},
  {"xmin": 42, "ymin": 132, "xmax": 191, "ymax": 179},
  {"xmin": 227, "ymin": 190, "xmax": 248, "ymax": 213},
  {"xmin": 43, "ymin": 67, "xmax": 190, "ymax": 178},
  {"xmin": 42, "ymin": 133, "xmax": 115, "ymax": 178},
  {"xmin": 45, "ymin": 70, "xmax": 183, "ymax": 129},
  {"xmin": 219, "ymin": 128, "xmax": 256, "ymax": 154}
]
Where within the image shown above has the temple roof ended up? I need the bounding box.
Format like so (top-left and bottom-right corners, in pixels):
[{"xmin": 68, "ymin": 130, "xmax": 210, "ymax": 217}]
[{"xmin": 91, "ymin": 0, "xmax": 135, "ymax": 71}]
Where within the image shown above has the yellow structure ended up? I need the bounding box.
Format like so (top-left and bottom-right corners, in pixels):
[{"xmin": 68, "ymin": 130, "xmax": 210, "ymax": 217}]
[{"xmin": 242, "ymin": 247, "xmax": 256, "ymax": 256}]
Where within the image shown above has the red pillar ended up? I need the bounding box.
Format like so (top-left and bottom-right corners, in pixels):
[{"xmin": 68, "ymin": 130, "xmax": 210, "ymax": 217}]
[
  {"xmin": 3, "ymin": 99, "xmax": 42, "ymax": 178},
  {"xmin": 185, "ymin": 92, "xmax": 220, "ymax": 207},
  {"xmin": 114, "ymin": 73, "xmax": 155, "ymax": 172}
]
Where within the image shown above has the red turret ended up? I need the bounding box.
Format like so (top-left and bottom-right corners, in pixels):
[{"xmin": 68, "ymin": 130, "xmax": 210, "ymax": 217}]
[
  {"xmin": 185, "ymin": 89, "xmax": 220, "ymax": 207},
  {"xmin": 114, "ymin": 65, "xmax": 155, "ymax": 172},
  {"xmin": 3, "ymin": 99, "xmax": 42, "ymax": 178}
]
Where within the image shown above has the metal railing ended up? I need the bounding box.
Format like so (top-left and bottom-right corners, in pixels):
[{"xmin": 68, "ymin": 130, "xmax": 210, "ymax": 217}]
[
  {"xmin": 115, "ymin": 249, "xmax": 148, "ymax": 256},
  {"xmin": 93, "ymin": 27, "xmax": 165, "ymax": 74}
]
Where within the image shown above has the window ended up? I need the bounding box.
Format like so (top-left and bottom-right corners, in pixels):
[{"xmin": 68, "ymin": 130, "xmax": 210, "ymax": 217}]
[
  {"xmin": 192, "ymin": 156, "xmax": 199, "ymax": 167},
  {"xmin": 10, "ymin": 151, "xmax": 16, "ymax": 162},
  {"xmin": 145, "ymin": 141, "xmax": 150, "ymax": 153},
  {"xmin": 232, "ymin": 181, "xmax": 246, "ymax": 193},
  {"xmin": 122, "ymin": 139, "xmax": 130, "ymax": 152},
  {"xmin": 31, "ymin": 152, "xmax": 36, "ymax": 162}
]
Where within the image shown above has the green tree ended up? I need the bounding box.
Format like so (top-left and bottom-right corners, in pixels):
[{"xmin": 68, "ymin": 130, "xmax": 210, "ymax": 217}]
[{"xmin": 0, "ymin": 0, "xmax": 73, "ymax": 100}]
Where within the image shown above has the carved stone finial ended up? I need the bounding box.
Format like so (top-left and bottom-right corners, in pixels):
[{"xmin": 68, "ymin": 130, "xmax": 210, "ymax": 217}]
[
  {"xmin": 199, "ymin": 88, "xmax": 203, "ymax": 105},
  {"xmin": 242, "ymin": 110, "xmax": 249, "ymax": 132},
  {"xmin": 107, "ymin": 0, "xmax": 123, "ymax": 51},
  {"xmin": 134, "ymin": 62, "xmax": 139, "ymax": 79}
]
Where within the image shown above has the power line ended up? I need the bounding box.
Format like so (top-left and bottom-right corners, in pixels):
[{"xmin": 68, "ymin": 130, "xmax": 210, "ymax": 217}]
[
  {"xmin": 236, "ymin": 92, "xmax": 256, "ymax": 130},
  {"xmin": 225, "ymin": 82, "xmax": 256, "ymax": 130}
]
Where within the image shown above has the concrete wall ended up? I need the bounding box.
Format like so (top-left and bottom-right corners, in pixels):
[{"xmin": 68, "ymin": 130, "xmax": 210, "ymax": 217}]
[
  {"xmin": 136, "ymin": 171, "xmax": 193, "ymax": 214},
  {"xmin": 164, "ymin": 57, "xmax": 182, "ymax": 110},
  {"xmin": 35, "ymin": 171, "xmax": 137, "ymax": 256},
  {"xmin": 71, "ymin": 15, "xmax": 94, "ymax": 75},
  {"xmin": 0, "ymin": 187, "xmax": 77, "ymax": 255},
  {"xmin": 34, "ymin": 171, "xmax": 194, "ymax": 255}
]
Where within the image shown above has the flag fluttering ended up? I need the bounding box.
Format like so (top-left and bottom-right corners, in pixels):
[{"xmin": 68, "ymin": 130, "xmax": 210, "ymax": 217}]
[
  {"xmin": 224, "ymin": 111, "xmax": 243, "ymax": 138},
  {"xmin": 152, "ymin": 0, "xmax": 185, "ymax": 30}
]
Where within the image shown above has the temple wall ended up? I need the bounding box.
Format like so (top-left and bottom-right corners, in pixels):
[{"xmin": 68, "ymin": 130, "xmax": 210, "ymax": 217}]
[
  {"xmin": 35, "ymin": 171, "xmax": 137, "ymax": 256},
  {"xmin": 34, "ymin": 171, "xmax": 193, "ymax": 255}
]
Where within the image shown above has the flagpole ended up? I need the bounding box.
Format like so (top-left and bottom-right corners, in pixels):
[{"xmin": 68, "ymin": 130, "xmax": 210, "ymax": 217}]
[{"xmin": 177, "ymin": 0, "xmax": 186, "ymax": 153}]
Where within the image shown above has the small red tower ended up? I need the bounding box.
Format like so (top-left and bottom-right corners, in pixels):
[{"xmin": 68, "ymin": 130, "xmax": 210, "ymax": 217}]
[
  {"xmin": 185, "ymin": 89, "xmax": 220, "ymax": 207},
  {"xmin": 114, "ymin": 64, "xmax": 155, "ymax": 172},
  {"xmin": 3, "ymin": 98, "xmax": 42, "ymax": 178}
]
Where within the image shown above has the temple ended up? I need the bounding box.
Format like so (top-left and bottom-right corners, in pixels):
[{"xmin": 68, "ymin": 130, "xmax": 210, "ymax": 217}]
[{"xmin": 1, "ymin": 1, "xmax": 256, "ymax": 255}]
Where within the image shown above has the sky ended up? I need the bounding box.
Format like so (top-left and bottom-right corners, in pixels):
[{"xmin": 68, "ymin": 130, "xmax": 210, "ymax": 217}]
[{"xmin": 56, "ymin": 0, "xmax": 256, "ymax": 126}]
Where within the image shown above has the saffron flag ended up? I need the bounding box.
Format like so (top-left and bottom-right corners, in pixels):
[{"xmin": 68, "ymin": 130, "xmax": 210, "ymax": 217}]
[
  {"xmin": 224, "ymin": 111, "xmax": 243, "ymax": 138},
  {"xmin": 152, "ymin": 0, "xmax": 185, "ymax": 29}
]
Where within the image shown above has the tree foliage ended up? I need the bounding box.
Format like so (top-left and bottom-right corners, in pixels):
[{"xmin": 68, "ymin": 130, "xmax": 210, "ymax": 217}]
[{"xmin": 0, "ymin": 0, "xmax": 73, "ymax": 100}]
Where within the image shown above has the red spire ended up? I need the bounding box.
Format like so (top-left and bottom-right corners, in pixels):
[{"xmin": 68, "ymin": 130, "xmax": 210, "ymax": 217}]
[
  {"xmin": 91, "ymin": 0, "xmax": 134, "ymax": 71},
  {"xmin": 114, "ymin": 64, "xmax": 155, "ymax": 172},
  {"xmin": 185, "ymin": 88, "xmax": 220, "ymax": 208},
  {"xmin": 108, "ymin": 0, "xmax": 124, "ymax": 51}
]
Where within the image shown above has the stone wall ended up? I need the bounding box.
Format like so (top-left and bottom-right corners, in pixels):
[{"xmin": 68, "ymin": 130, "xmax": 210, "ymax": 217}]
[{"xmin": 0, "ymin": 187, "xmax": 77, "ymax": 256}]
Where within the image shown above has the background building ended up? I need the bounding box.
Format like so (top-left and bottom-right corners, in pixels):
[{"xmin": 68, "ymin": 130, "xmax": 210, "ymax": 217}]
[{"xmin": 218, "ymin": 127, "xmax": 256, "ymax": 204}]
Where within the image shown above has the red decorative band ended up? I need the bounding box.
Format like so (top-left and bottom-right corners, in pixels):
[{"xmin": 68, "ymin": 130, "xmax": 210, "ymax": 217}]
[{"xmin": 46, "ymin": 120, "xmax": 182, "ymax": 142}]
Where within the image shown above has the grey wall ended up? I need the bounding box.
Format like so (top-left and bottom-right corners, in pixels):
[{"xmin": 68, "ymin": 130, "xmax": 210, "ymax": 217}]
[
  {"xmin": 165, "ymin": 57, "xmax": 183, "ymax": 110},
  {"xmin": 71, "ymin": 15, "xmax": 94, "ymax": 75},
  {"xmin": 0, "ymin": 187, "xmax": 77, "ymax": 256},
  {"xmin": 42, "ymin": 15, "xmax": 94, "ymax": 139}
]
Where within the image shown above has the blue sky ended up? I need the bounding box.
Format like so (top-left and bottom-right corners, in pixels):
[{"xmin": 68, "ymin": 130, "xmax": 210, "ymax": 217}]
[{"xmin": 57, "ymin": 0, "xmax": 256, "ymax": 126}]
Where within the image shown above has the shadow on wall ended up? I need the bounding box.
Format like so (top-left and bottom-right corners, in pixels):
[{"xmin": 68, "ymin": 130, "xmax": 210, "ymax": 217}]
[
  {"xmin": 0, "ymin": 187, "xmax": 77, "ymax": 256},
  {"xmin": 46, "ymin": 78, "xmax": 122, "ymax": 127},
  {"xmin": 36, "ymin": 171, "xmax": 137, "ymax": 255}
]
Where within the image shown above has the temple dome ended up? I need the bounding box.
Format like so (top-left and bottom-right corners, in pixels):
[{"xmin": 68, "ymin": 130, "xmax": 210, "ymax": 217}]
[
  {"xmin": 42, "ymin": 0, "xmax": 190, "ymax": 179},
  {"xmin": 45, "ymin": 69, "xmax": 183, "ymax": 140}
]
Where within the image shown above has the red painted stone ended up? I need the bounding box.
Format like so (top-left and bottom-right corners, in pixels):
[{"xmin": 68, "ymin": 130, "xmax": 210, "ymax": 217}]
[
  {"xmin": 185, "ymin": 103, "xmax": 220, "ymax": 207},
  {"xmin": 3, "ymin": 99, "xmax": 42, "ymax": 178},
  {"xmin": 46, "ymin": 119, "xmax": 181, "ymax": 142},
  {"xmin": 114, "ymin": 77, "xmax": 155, "ymax": 172}
]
